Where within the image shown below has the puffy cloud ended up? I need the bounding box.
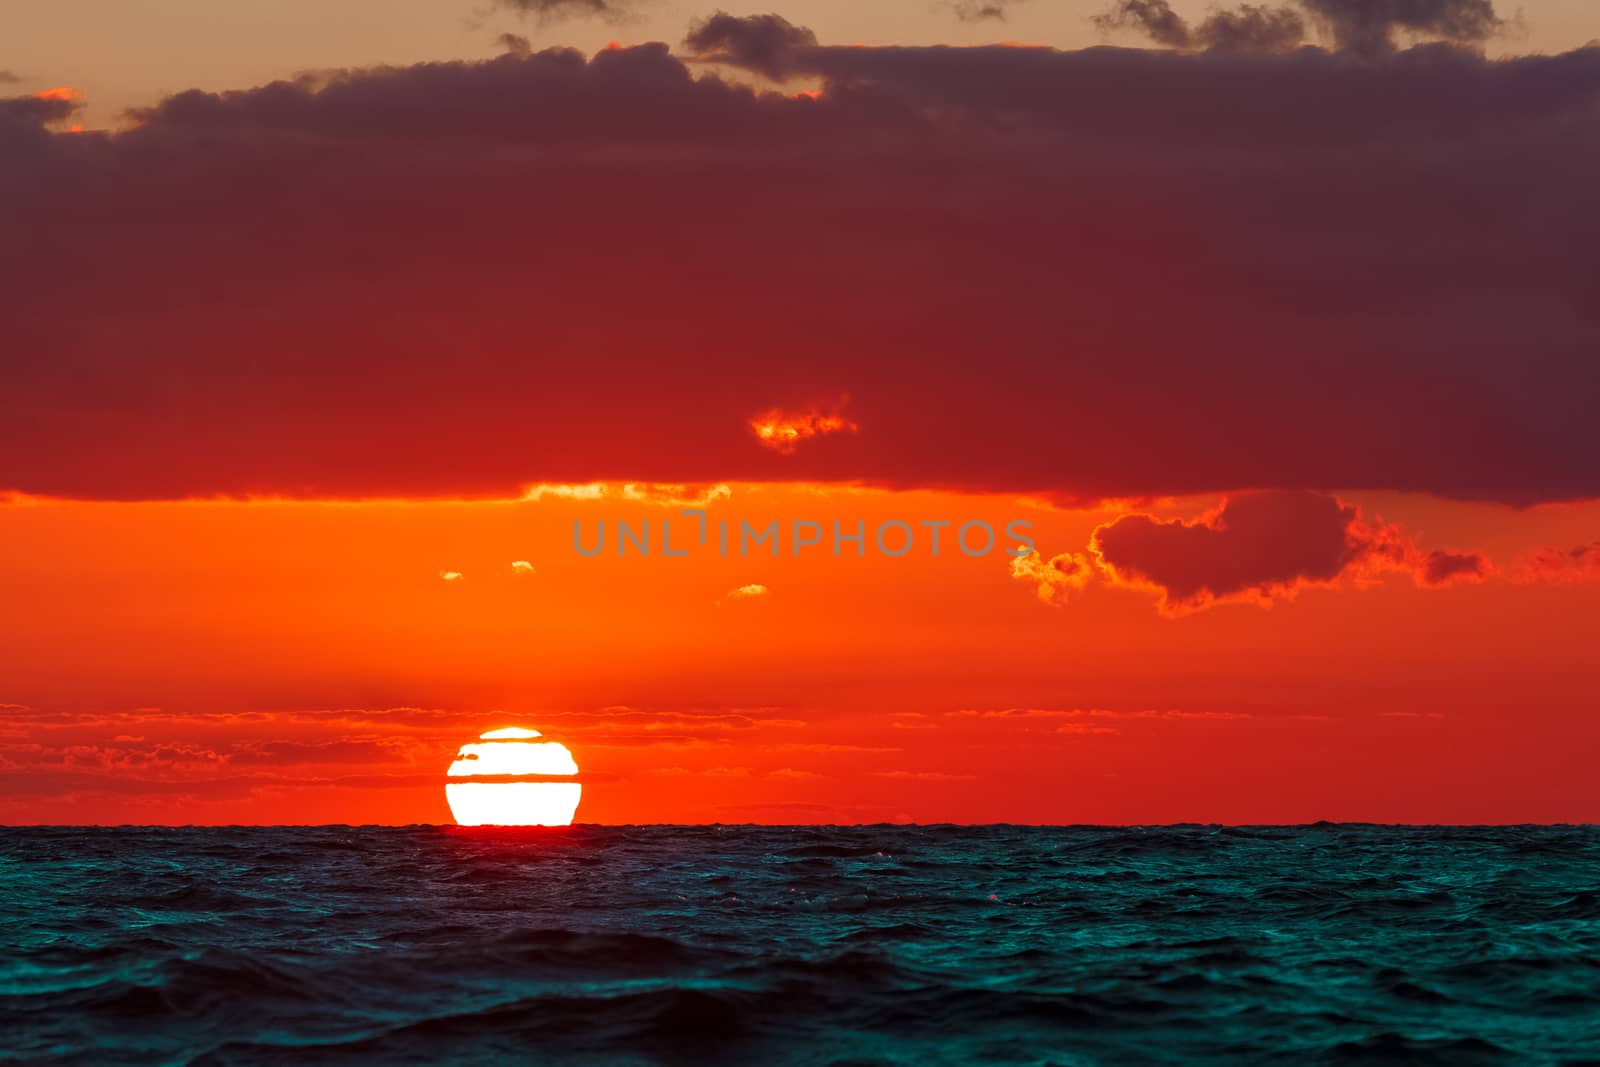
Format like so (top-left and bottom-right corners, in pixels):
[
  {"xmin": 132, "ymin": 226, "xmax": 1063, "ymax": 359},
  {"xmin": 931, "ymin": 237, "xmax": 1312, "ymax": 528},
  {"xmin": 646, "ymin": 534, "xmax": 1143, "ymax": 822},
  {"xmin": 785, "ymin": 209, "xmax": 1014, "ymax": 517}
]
[
  {"xmin": 0, "ymin": 92, "xmax": 77, "ymax": 145},
  {"xmin": 2, "ymin": 37, "xmax": 1598, "ymax": 504},
  {"xmin": 1091, "ymin": 491, "xmax": 1490, "ymax": 613},
  {"xmin": 726, "ymin": 583, "xmax": 770, "ymax": 600},
  {"xmin": 1301, "ymin": 0, "xmax": 1502, "ymax": 55},
  {"xmin": 510, "ymin": 559, "xmax": 536, "ymax": 575},
  {"xmin": 1009, "ymin": 549, "xmax": 1093, "ymax": 605},
  {"xmin": 1094, "ymin": 0, "xmax": 1212, "ymax": 48},
  {"xmin": 1096, "ymin": 0, "xmax": 1307, "ymax": 53},
  {"xmin": 439, "ymin": 569, "xmax": 465, "ymax": 581},
  {"xmin": 1096, "ymin": 0, "xmax": 1499, "ymax": 54},
  {"xmin": 1201, "ymin": 4, "xmax": 1308, "ymax": 52},
  {"xmin": 682, "ymin": 12, "xmax": 818, "ymax": 80}
]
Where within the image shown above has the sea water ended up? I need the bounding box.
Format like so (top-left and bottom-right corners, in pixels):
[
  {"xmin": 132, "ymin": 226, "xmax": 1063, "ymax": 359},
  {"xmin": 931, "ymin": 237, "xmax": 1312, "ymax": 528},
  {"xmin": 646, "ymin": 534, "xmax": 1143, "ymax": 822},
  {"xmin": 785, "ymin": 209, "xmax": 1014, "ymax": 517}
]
[{"xmin": 3, "ymin": 825, "xmax": 1598, "ymax": 1064}]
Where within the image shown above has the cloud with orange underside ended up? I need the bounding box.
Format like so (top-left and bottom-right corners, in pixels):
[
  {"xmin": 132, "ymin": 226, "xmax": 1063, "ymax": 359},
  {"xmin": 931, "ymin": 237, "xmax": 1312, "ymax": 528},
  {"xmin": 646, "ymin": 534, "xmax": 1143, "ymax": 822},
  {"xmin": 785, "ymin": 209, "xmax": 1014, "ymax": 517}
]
[{"xmin": 1088, "ymin": 491, "xmax": 1492, "ymax": 616}]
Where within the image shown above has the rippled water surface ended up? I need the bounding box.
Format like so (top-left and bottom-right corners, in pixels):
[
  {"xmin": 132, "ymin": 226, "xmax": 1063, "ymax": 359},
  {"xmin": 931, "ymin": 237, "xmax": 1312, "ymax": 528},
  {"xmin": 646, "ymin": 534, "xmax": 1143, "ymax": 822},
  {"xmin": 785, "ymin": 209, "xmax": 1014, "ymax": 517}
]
[{"xmin": 4, "ymin": 825, "xmax": 1600, "ymax": 1064}]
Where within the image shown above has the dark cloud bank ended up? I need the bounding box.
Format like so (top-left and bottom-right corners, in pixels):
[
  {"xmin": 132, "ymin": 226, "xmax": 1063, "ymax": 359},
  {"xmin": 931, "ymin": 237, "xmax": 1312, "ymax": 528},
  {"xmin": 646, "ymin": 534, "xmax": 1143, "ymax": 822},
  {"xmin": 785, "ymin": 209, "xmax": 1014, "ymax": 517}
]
[{"xmin": 1, "ymin": 6, "xmax": 1596, "ymax": 502}]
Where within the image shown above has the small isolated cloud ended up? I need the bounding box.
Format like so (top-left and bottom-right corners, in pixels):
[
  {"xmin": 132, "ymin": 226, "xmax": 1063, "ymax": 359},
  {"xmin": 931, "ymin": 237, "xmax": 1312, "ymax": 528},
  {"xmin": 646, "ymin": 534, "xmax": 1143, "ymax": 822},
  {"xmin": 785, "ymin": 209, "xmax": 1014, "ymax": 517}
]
[
  {"xmin": 510, "ymin": 560, "xmax": 536, "ymax": 576},
  {"xmin": 949, "ymin": 0, "xmax": 1023, "ymax": 23},
  {"xmin": 1010, "ymin": 549, "xmax": 1093, "ymax": 606},
  {"xmin": 1091, "ymin": 491, "xmax": 1491, "ymax": 615},
  {"xmin": 439, "ymin": 569, "xmax": 465, "ymax": 582},
  {"xmin": 749, "ymin": 399, "xmax": 857, "ymax": 455},
  {"xmin": 684, "ymin": 12, "xmax": 819, "ymax": 81},
  {"xmin": 1514, "ymin": 542, "xmax": 1600, "ymax": 584},
  {"xmin": 492, "ymin": 0, "xmax": 631, "ymax": 25},
  {"xmin": 768, "ymin": 767, "xmax": 821, "ymax": 779},
  {"xmin": 725, "ymin": 583, "xmax": 770, "ymax": 601}
]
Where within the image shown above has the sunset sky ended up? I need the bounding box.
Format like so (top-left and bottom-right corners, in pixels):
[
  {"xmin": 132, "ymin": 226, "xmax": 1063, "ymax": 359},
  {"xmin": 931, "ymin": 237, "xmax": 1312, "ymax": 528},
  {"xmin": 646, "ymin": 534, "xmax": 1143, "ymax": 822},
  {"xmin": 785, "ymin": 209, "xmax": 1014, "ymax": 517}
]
[{"xmin": 3, "ymin": 0, "xmax": 1597, "ymax": 824}]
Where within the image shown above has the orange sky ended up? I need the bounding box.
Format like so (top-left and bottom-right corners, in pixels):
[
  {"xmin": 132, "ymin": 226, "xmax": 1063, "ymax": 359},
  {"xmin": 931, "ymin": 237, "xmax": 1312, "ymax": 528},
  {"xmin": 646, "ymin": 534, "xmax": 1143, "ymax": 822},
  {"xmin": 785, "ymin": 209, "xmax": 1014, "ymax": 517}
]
[{"xmin": 3, "ymin": 486, "xmax": 1596, "ymax": 824}]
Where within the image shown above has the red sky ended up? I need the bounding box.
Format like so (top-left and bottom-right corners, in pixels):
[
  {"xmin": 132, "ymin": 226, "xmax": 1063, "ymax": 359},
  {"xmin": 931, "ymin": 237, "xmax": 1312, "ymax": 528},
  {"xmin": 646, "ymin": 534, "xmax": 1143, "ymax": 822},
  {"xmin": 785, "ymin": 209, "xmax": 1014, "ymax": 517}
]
[{"xmin": 3, "ymin": 1, "xmax": 1598, "ymax": 823}]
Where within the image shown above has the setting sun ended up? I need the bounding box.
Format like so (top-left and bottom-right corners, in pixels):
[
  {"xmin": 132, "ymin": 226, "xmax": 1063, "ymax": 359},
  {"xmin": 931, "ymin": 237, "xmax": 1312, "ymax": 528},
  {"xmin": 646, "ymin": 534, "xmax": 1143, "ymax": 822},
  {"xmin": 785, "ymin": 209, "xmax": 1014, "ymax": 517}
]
[{"xmin": 444, "ymin": 727, "xmax": 581, "ymax": 826}]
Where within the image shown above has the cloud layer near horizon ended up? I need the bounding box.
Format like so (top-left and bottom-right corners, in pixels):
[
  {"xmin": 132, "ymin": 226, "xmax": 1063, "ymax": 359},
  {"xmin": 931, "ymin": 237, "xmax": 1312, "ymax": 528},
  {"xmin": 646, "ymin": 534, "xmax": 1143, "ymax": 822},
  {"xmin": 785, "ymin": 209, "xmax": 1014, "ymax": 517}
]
[{"xmin": 3, "ymin": 24, "xmax": 1597, "ymax": 503}]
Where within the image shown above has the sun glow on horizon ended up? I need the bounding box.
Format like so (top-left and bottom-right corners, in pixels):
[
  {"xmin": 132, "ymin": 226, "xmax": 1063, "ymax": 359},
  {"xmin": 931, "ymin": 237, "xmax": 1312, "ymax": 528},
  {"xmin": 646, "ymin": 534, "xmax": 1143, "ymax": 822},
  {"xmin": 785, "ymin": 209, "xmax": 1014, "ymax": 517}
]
[{"xmin": 445, "ymin": 727, "xmax": 581, "ymax": 826}]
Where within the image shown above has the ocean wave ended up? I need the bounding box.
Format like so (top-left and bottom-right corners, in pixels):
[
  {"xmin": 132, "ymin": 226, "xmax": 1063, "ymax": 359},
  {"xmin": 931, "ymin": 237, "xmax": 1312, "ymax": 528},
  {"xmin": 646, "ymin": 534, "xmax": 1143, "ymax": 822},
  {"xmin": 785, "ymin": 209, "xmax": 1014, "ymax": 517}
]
[{"xmin": 3, "ymin": 825, "xmax": 1598, "ymax": 1064}]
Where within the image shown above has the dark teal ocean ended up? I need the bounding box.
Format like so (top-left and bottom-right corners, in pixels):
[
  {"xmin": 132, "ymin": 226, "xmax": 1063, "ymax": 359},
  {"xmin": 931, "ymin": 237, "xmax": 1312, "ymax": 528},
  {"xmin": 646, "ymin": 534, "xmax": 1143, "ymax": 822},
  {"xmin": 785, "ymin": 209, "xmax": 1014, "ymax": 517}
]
[{"xmin": 3, "ymin": 825, "xmax": 1599, "ymax": 1065}]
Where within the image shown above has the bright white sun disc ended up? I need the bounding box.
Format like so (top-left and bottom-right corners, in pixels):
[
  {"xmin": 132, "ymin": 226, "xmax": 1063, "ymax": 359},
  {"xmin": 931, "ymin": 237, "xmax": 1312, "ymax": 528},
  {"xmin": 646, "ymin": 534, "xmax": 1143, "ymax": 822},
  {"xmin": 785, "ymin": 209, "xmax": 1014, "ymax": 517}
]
[{"xmin": 445, "ymin": 727, "xmax": 581, "ymax": 826}]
